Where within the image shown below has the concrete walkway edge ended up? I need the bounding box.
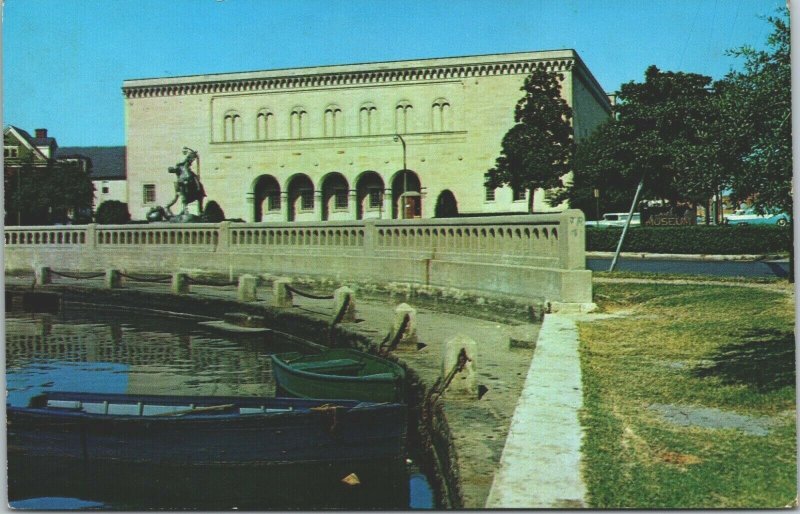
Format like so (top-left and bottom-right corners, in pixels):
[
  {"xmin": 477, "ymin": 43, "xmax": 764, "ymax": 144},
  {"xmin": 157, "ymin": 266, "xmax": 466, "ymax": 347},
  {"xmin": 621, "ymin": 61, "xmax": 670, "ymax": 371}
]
[{"xmin": 485, "ymin": 314, "xmax": 587, "ymax": 508}]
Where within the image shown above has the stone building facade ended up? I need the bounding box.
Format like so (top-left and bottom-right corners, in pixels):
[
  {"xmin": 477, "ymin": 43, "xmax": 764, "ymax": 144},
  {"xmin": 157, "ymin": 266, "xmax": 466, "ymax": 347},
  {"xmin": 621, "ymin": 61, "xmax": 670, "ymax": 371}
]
[{"xmin": 122, "ymin": 49, "xmax": 611, "ymax": 222}]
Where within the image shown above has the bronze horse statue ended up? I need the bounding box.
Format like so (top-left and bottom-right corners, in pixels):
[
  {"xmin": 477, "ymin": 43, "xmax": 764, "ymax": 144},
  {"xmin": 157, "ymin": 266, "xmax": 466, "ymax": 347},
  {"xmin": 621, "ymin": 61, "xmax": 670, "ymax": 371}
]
[{"xmin": 147, "ymin": 147, "xmax": 206, "ymax": 222}]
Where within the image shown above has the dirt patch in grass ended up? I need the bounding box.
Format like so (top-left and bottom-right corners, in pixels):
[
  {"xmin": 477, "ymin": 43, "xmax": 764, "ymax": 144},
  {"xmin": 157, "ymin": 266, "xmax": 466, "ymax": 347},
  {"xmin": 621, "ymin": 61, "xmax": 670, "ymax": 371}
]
[{"xmin": 648, "ymin": 403, "xmax": 779, "ymax": 436}]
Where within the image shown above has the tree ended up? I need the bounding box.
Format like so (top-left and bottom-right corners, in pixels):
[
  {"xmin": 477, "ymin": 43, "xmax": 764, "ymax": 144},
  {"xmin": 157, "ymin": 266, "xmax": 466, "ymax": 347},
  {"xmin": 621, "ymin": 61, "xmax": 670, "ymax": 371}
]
[
  {"xmin": 5, "ymin": 157, "xmax": 95, "ymax": 225},
  {"xmin": 485, "ymin": 68, "xmax": 574, "ymax": 212},
  {"xmin": 95, "ymin": 200, "xmax": 131, "ymax": 224},
  {"xmin": 720, "ymin": 10, "xmax": 791, "ymax": 216},
  {"xmin": 719, "ymin": 9, "xmax": 792, "ymax": 281},
  {"xmin": 202, "ymin": 200, "xmax": 225, "ymax": 222},
  {"xmin": 557, "ymin": 66, "xmax": 722, "ymax": 217}
]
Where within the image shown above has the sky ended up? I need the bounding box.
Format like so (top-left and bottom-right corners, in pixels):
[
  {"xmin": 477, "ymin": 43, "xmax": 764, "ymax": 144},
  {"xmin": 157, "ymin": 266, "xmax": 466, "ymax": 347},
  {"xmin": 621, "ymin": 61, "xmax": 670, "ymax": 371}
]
[{"xmin": 1, "ymin": 0, "xmax": 787, "ymax": 147}]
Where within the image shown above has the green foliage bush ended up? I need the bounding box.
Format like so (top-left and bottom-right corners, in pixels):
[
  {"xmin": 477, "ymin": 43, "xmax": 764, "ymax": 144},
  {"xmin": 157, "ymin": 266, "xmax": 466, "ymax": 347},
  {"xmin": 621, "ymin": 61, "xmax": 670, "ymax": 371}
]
[
  {"xmin": 202, "ymin": 200, "xmax": 225, "ymax": 222},
  {"xmin": 95, "ymin": 200, "xmax": 131, "ymax": 224},
  {"xmin": 587, "ymin": 225, "xmax": 792, "ymax": 254}
]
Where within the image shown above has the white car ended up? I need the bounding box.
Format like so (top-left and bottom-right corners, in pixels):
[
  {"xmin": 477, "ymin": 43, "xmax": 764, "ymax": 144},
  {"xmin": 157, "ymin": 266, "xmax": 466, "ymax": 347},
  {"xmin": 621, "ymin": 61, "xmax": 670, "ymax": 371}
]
[{"xmin": 586, "ymin": 212, "xmax": 641, "ymax": 228}]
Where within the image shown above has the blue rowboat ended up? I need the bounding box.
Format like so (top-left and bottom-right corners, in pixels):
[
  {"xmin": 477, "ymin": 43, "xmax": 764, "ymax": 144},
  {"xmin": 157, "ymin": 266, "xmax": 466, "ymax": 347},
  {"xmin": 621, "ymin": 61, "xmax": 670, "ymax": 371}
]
[
  {"xmin": 7, "ymin": 391, "xmax": 406, "ymax": 468},
  {"xmin": 271, "ymin": 348, "xmax": 406, "ymax": 403}
]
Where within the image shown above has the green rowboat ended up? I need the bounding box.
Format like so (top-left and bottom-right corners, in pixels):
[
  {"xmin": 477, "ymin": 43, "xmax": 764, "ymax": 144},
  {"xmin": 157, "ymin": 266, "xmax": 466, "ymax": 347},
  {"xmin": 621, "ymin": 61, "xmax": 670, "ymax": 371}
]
[{"xmin": 270, "ymin": 349, "xmax": 405, "ymax": 403}]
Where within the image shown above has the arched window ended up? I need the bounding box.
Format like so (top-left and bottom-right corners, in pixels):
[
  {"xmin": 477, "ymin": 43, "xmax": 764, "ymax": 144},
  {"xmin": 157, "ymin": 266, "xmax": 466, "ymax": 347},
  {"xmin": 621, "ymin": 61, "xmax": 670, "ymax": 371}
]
[
  {"xmin": 223, "ymin": 111, "xmax": 241, "ymax": 141},
  {"xmin": 431, "ymin": 98, "xmax": 451, "ymax": 132},
  {"xmin": 395, "ymin": 101, "xmax": 412, "ymax": 134},
  {"xmin": 256, "ymin": 109, "xmax": 274, "ymax": 140},
  {"xmin": 359, "ymin": 103, "xmax": 377, "ymax": 135},
  {"xmin": 324, "ymin": 105, "xmax": 342, "ymax": 137},
  {"xmin": 290, "ymin": 107, "xmax": 307, "ymax": 139}
]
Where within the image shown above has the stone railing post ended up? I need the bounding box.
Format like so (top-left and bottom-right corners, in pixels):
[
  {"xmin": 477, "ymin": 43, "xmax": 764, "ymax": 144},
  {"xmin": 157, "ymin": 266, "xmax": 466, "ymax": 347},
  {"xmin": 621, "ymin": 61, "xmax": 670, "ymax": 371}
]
[
  {"xmin": 273, "ymin": 277, "xmax": 293, "ymax": 308},
  {"xmin": 238, "ymin": 274, "xmax": 257, "ymax": 302},
  {"xmin": 442, "ymin": 335, "xmax": 477, "ymax": 397},
  {"xmin": 35, "ymin": 266, "xmax": 51, "ymax": 285},
  {"xmin": 105, "ymin": 269, "xmax": 122, "ymax": 289},
  {"xmin": 333, "ymin": 286, "xmax": 356, "ymax": 322},
  {"xmin": 559, "ymin": 209, "xmax": 586, "ymax": 270},
  {"xmin": 85, "ymin": 224, "xmax": 98, "ymax": 249},
  {"xmin": 393, "ymin": 302, "xmax": 418, "ymax": 348},
  {"xmin": 218, "ymin": 221, "xmax": 232, "ymax": 250},
  {"xmin": 172, "ymin": 272, "xmax": 190, "ymax": 294},
  {"xmin": 363, "ymin": 219, "xmax": 377, "ymax": 256}
]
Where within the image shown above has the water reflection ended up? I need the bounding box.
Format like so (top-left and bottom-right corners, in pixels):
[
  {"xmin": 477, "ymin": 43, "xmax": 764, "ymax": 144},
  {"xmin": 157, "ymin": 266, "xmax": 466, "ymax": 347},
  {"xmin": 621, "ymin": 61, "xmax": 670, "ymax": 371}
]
[{"xmin": 6, "ymin": 306, "xmax": 428, "ymax": 510}]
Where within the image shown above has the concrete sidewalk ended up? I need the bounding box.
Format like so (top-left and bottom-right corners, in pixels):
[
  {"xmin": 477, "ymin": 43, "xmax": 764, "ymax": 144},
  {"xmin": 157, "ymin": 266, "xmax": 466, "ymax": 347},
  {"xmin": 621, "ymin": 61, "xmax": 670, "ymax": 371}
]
[{"xmin": 485, "ymin": 313, "xmax": 587, "ymax": 508}]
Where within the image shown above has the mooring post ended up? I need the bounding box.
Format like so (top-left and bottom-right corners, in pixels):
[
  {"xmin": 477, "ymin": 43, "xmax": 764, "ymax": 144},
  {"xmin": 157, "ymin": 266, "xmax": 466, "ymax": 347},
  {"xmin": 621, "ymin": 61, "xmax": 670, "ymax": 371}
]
[
  {"xmin": 442, "ymin": 335, "xmax": 478, "ymax": 397},
  {"xmin": 333, "ymin": 286, "xmax": 357, "ymax": 322},
  {"xmin": 35, "ymin": 266, "xmax": 52, "ymax": 286},
  {"xmin": 393, "ymin": 302, "xmax": 418, "ymax": 348},
  {"xmin": 238, "ymin": 274, "xmax": 258, "ymax": 302},
  {"xmin": 171, "ymin": 272, "xmax": 190, "ymax": 294},
  {"xmin": 273, "ymin": 277, "xmax": 293, "ymax": 308},
  {"xmin": 105, "ymin": 269, "xmax": 122, "ymax": 289}
]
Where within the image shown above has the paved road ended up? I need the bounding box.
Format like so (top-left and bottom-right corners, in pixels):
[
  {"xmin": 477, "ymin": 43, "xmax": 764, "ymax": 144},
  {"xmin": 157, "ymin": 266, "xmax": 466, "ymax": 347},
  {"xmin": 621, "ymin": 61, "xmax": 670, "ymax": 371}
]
[{"xmin": 587, "ymin": 258, "xmax": 790, "ymax": 278}]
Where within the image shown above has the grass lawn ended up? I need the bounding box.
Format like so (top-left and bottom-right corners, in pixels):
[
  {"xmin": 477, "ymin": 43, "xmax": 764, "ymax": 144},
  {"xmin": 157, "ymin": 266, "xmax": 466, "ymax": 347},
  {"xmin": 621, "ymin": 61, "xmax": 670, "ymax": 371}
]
[{"xmin": 580, "ymin": 280, "xmax": 796, "ymax": 508}]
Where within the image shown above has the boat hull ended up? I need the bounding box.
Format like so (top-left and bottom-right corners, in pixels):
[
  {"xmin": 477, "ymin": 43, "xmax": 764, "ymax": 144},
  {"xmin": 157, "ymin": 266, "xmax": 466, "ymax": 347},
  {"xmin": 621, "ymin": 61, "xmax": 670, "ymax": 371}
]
[
  {"xmin": 271, "ymin": 348, "xmax": 405, "ymax": 403},
  {"xmin": 7, "ymin": 392, "xmax": 406, "ymax": 467}
]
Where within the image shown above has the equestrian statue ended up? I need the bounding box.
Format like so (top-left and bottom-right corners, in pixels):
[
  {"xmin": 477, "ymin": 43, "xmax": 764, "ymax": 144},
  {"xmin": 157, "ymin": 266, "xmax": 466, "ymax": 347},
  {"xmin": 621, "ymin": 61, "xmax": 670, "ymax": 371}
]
[{"xmin": 147, "ymin": 147, "xmax": 207, "ymax": 223}]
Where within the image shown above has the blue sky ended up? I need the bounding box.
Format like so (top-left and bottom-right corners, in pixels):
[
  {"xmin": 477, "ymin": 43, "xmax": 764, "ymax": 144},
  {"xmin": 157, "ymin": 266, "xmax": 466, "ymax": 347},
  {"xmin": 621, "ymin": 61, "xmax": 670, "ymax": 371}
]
[{"xmin": 2, "ymin": 0, "xmax": 786, "ymax": 146}]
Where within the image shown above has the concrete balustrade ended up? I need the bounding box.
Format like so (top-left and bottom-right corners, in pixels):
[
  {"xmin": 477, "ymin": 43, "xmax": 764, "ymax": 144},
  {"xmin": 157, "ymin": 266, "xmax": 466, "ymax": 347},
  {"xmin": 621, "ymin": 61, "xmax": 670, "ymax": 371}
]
[{"xmin": 4, "ymin": 211, "xmax": 591, "ymax": 304}]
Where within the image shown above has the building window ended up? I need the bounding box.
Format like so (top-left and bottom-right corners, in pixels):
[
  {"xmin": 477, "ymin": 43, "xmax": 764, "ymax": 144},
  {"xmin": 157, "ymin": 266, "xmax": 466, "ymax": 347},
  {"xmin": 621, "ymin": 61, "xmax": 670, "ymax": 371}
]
[
  {"xmin": 267, "ymin": 191, "xmax": 281, "ymax": 211},
  {"xmin": 431, "ymin": 98, "xmax": 451, "ymax": 132},
  {"xmin": 484, "ymin": 174, "xmax": 496, "ymax": 202},
  {"xmin": 224, "ymin": 112, "xmax": 241, "ymax": 141},
  {"xmin": 334, "ymin": 188, "xmax": 348, "ymax": 209},
  {"xmin": 324, "ymin": 106, "xmax": 342, "ymax": 137},
  {"xmin": 256, "ymin": 110, "xmax": 274, "ymax": 140},
  {"xmin": 290, "ymin": 108, "xmax": 307, "ymax": 139},
  {"xmin": 299, "ymin": 188, "xmax": 314, "ymax": 210},
  {"xmin": 368, "ymin": 187, "xmax": 382, "ymax": 208},
  {"xmin": 359, "ymin": 103, "xmax": 377, "ymax": 135},
  {"xmin": 395, "ymin": 101, "xmax": 412, "ymax": 134},
  {"xmin": 512, "ymin": 187, "xmax": 526, "ymax": 202},
  {"xmin": 143, "ymin": 184, "xmax": 156, "ymax": 204},
  {"xmin": 4, "ymin": 146, "xmax": 19, "ymax": 158},
  {"xmin": 102, "ymin": 186, "xmax": 110, "ymax": 194}
]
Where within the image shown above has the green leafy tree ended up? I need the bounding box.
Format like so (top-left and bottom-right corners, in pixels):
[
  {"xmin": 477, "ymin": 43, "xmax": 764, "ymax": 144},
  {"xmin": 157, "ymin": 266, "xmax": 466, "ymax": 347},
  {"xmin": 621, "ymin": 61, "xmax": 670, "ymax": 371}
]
[
  {"xmin": 557, "ymin": 65, "xmax": 725, "ymax": 219},
  {"xmin": 201, "ymin": 200, "xmax": 225, "ymax": 222},
  {"xmin": 95, "ymin": 200, "xmax": 131, "ymax": 224},
  {"xmin": 485, "ymin": 68, "xmax": 574, "ymax": 212},
  {"xmin": 5, "ymin": 157, "xmax": 94, "ymax": 225},
  {"xmin": 720, "ymin": 10, "xmax": 791, "ymax": 216}
]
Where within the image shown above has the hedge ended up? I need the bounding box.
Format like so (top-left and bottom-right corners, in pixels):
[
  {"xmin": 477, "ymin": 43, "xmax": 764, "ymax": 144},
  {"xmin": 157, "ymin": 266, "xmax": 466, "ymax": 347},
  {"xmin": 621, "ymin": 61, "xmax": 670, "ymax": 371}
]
[{"xmin": 586, "ymin": 225, "xmax": 792, "ymax": 254}]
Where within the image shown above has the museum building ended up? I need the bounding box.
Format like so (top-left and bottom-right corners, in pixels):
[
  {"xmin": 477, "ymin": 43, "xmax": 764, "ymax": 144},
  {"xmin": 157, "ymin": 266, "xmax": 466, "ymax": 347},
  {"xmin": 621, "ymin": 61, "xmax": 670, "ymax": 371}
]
[{"xmin": 122, "ymin": 49, "xmax": 612, "ymax": 222}]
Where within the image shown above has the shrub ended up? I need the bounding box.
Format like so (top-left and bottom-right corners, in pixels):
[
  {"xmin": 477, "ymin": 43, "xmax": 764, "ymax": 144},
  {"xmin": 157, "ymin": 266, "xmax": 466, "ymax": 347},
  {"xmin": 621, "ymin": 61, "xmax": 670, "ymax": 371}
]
[
  {"xmin": 95, "ymin": 200, "xmax": 130, "ymax": 224},
  {"xmin": 587, "ymin": 225, "xmax": 792, "ymax": 254},
  {"xmin": 202, "ymin": 200, "xmax": 225, "ymax": 222}
]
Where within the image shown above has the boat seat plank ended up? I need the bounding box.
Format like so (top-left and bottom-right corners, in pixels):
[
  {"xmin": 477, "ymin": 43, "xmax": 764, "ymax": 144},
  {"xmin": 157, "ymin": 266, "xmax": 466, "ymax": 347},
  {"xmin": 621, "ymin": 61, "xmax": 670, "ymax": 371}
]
[{"xmin": 290, "ymin": 358, "xmax": 363, "ymax": 373}]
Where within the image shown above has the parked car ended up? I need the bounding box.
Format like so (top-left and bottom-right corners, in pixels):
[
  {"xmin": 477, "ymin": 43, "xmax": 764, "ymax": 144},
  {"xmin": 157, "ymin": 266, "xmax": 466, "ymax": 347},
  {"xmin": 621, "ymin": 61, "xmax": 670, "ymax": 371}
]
[
  {"xmin": 724, "ymin": 208, "xmax": 789, "ymax": 226},
  {"xmin": 586, "ymin": 212, "xmax": 641, "ymax": 228}
]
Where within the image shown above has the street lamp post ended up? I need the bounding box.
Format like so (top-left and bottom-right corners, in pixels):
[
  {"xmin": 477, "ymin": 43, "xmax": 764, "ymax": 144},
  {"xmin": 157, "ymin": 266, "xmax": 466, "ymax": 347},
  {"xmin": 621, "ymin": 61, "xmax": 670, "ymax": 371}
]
[{"xmin": 393, "ymin": 134, "xmax": 407, "ymax": 219}]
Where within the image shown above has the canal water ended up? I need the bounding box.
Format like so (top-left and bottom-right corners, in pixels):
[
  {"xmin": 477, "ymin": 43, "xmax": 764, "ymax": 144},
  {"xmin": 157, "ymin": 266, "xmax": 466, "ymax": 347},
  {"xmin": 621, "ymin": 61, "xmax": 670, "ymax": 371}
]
[{"xmin": 6, "ymin": 305, "xmax": 434, "ymax": 510}]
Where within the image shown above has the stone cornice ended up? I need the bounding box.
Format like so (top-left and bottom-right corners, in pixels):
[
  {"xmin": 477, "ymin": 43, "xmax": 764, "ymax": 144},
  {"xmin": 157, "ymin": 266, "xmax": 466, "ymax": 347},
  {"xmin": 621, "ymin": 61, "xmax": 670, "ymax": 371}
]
[{"xmin": 122, "ymin": 53, "xmax": 580, "ymax": 99}]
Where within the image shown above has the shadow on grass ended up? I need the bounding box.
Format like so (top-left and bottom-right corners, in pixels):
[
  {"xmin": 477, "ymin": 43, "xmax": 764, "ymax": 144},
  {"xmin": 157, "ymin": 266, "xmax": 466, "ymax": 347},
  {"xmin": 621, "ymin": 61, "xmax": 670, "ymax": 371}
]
[{"xmin": 693, "ymin": 329, "xmax": 796, "ymax": 391}]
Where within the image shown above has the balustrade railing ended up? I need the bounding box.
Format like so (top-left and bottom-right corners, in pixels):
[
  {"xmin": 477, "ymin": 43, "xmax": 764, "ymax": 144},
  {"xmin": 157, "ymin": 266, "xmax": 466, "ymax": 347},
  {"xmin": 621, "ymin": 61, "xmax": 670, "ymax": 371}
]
[{"xmin": 4, "ymin": 211, "xmax": 585, "ymax": 270}]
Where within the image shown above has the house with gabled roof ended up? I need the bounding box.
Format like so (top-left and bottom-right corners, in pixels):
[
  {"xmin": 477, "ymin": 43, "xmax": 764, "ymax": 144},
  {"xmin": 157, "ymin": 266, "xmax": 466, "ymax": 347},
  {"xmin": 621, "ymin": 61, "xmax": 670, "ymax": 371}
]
[
  {"xmin": 57, "ymin": 146, "xmax": 127, "ymax": 208},
  {"xmin": 3, "ymin": 126, "xmax": 58, "ymax": 168}
]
